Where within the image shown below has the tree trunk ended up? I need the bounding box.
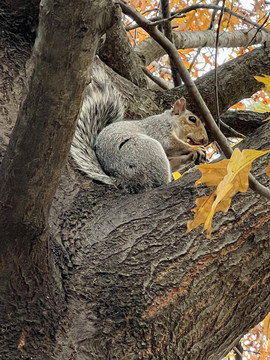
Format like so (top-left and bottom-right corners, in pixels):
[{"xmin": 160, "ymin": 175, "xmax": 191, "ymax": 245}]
[
  {"xmin": 0, "ymin": 0, "xmax": 116, "ymax": 357},
  {"xmin": 0, "ymin": 1, "xmax": 270, "ymax": 359}
]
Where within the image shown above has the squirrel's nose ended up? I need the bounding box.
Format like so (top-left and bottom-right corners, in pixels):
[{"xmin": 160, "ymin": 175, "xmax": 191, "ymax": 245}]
[
  {"xmin": 202, "ymin": 135, "xmax": 209, "ymax": 145},
  {"xmin": 198, "ymin": 137, "xmax": 208, "ymax": 145}
]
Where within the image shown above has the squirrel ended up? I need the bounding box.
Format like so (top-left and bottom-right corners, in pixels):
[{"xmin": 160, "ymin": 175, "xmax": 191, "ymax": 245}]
[{"xmin": 71, "ymin": 66, "xmax": 209, "ymax": 194}]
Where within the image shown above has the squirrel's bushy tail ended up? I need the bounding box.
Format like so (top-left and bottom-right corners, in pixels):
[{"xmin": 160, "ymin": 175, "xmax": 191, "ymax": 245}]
[{"xmin": 70, "ymin": 66, "xmax": 125, "ymax": 185}]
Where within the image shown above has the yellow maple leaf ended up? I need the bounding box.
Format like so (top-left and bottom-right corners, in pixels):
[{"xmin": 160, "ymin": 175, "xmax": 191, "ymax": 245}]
[
  {"xmin": 187, "ymin": 148, "xmax": 270, "ymax": 239},
  {"xmin": 223, "ymin": 350, "xmax": 236, "ymax": 360},
  {"xmin": 187, "ymin": 193, "xmax": 216, "ymax": 234},
  {"xmin": 196, "ymin": 159, "xmax": 229, "ymax": 187},
  {"xmin": 263, "ymin": 312, "xmax": 270, "ymax": 340},
  {"xmin": 254, "ymin": 74, "xmax": 270, "ymax": 94}
]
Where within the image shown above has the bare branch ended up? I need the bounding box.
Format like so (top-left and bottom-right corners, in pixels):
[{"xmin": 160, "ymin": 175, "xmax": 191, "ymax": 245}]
[
  {"xmin": 159, "ymin": 0, "xmax": 181, "ymax": 86},
  {"xmin": 53, "ymin": 120, "xmax": 270, "ymax": 360},
  {"xmin": 126, "ymin": 4, "xmax": 270, "ymax": 33},
  {"xmin": 214, "ymin": 0, "xmax": 226, "ymax": 126},
  {"xmin": 135, "ymin": 28, "xmax": 270, "ymax": 66},
  {"xmin": 220, "ymin": 111, "xmax": 270, "ymax": 137},
  {"xmin": 142, "ymin": 66, "xmax": 170, "ymax": 90}
]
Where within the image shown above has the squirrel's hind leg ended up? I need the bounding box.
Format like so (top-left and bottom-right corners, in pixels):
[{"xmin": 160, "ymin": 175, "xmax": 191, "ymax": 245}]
[{"xmin": 96, "ymin": 134, "xmax": 171, "ymax": 194}]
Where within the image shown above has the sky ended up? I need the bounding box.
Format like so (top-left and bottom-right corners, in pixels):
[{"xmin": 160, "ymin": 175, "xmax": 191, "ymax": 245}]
[{"xmin": 240, "ymin": 0, "xmax": 253, "ymax": 11}]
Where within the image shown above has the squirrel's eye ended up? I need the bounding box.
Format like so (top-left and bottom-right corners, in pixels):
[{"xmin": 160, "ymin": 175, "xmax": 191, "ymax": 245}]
[{"xmin": 188, "ymin": 116, "xmax": 197, "ymax": 123}]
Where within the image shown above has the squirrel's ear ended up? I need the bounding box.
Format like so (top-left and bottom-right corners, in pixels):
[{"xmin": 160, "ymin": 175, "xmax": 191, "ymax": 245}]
[{"xmin": 172, "ymin": 97, "xmax": 186, "ymax": 115}]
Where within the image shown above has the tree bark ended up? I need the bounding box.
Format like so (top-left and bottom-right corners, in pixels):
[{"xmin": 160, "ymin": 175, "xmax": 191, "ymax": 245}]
[
  {"xmin": 135, "ymin": 28, "xmax": 270, "ymax": 66},
  {"xmin": 220, "ymin": 110, "xmax": 270, "ymax": 136},
  {"xmin": 1, "ymin": 2, "xmax": 270, "ymax": 360},
  {"xmin": 0, "ymin": 0, "xmax": 116, "ymax": 357},
  {"xmin": 98, "ymin": 12, "xmax": 147, "ymax": 88},
  {"xmin": 107, "ymin": 46, "xmax": 270, "ymax": 125},
  {"xmin": 50, "ymin": 120, "xmax": 270, "ymax": 360}
]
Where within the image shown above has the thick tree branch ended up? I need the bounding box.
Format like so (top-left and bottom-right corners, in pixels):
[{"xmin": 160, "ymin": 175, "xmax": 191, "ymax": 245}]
[
  {"xmin": 0, "ymin": 2, "xmax": 116, "ymax": 355},
  {"xmin": 1, "ymin": 2, "xmax": 270, "ymax": 359},
  {"xmin": 0, "ymin": 0, "xmax": 115, "ymax": 230},
  {"xmin": 104, "ymin": 46, "xmax": 270, "ymax": 138},
  {"xmin": 135, "ymin": 28, "xmax": 270, "ymax": 66},
  {"xmin": 220, "ymin": 111, "xmax": 270, "ymax": 136},
  {"xmin": 1, "ymin": 43, "xmax": 268, "ymax": 142},
  {"xmin": 98, "ymin": 6, "xmax": 147, "ymax": 88},
  {"xmin": 52, "ymin": 120, "xmax": 270, "ymax": 360}
]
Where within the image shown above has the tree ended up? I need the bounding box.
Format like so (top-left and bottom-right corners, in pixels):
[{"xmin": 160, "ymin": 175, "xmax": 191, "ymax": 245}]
[{"xmin": 0, "ymin": 0, "xmax": 269, "ymax": 359}]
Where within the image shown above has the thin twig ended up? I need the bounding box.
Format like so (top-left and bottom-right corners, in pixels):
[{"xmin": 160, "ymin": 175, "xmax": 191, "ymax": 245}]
[
  {"xmin": 209, "ymin": 0, "xmax": 221, "ymax": 30},
  {"xmin": 188, "ymin": 49, "xmax": 201, "ymax": 73},
  {"xmin": 119, "ymin": 0, "xmax": 270, "ymax": 200},
  {"xmin": 233, "ymin": 346, "xmax": 243, "ymax": 358},
  {"xmin": 159, "ymin": 0, "xmax": 181, "ymax": 86},
  {"xmin": 214, "ymin": 0, "xmax": 226, "ymax": 128},
  {"xmin": 142, "ymin": 67, "xmax": 169, "ymax": 90},
  {"xmin": 247, "ymin": 11, "xmax": 270, "ymax": 46},
  {"xmin": 242, "ymin": 349, "xmax": 262, "ymax": 355},
  {"xmin": 220, "ymin": 120, "xmax": 245, "ymax": 138},
  {"xmin": 126, "ymin": 4, "xmax": 270, "ymax": 34},
  {"xmin": 125, "ymin": 7, "xmax": 159, "ymax": 28},
  {"xmin": 188, "ymin": 0, "xmax": 219, "ymax": 73},
  {"xmin": 225, "ymin": 0, "xmax": 234, "ymax": 30}
]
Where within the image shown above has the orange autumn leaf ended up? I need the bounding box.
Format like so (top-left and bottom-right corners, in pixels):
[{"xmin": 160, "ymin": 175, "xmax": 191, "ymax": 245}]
[
  {"xmin": 267, "ymin": 161, "xmax": 270, "ymax": 176},
  {"xmin": 231, "ymin": 101, "xmax": 246, "ymax": 110},
  {"xmin": 263, "ymin": 312, "xmax": 270, "ymax": 340},
  {"xmin": 187, "ymin": 148, "xmax": 270, "ymax": 239}
]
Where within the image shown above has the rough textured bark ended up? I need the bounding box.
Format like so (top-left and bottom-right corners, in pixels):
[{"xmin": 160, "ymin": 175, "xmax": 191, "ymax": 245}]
[
  {"xmin": 1, "ymin": 2, "xmax": 270, "ymax": 360},
  {"xmin": 99, "ymin": 45, "xmax": 270, "ymax": 125},
  {"xmin": 0, "ymin": 1, "xmax": 38, "ymax": 147},
  {"xmin": 105, "ymin": 46, "xmax": 270, "ymax": 123},
  {"xmin": 98, "ymin": 12, "xmax": 147, "ymax": 88},
  {"xmin": 220, "ymin": 110, "xmax": 270, "ymax": 136},
  {"xmin": 0, "ymin": 0, "xmax": 116, "ymax": 357},
  {"xmin": 50, "ymin": 121, "xmax": 270, "ymax": 360}
]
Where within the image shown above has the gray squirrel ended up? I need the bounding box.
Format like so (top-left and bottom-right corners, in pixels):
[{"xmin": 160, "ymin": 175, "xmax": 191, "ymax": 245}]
[{"xmin": 71, "ymin": 66, "xmax": 208, "ymax": 193}]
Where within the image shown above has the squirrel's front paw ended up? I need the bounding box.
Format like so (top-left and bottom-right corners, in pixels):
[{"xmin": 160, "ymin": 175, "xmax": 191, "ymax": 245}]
[{"xmin": 193, "ymin": 146, "xmax": 207, "ymax": 165}]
